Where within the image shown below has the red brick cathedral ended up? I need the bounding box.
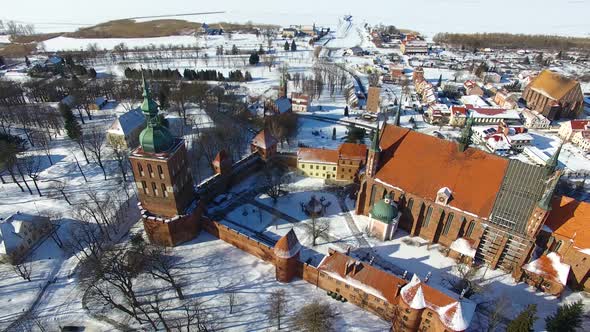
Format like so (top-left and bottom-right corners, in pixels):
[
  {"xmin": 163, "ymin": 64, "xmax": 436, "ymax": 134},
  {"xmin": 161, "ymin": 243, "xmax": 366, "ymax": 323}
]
[
  {"xmin": 129, "ymin": 76, "xmax": 202, "ymax": 246},
  {"xmin": 356, "ymin": 120, "xmax": 562, "ymax": 283}
]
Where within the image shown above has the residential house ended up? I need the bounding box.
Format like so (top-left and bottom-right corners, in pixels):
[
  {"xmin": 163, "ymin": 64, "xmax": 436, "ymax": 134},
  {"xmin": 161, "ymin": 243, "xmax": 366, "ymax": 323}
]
[
  {"xmin": 107, "ymin": 109, "xmax": 146, "ymax": 149},
  {"xmin": 472, "ymin": 122, "xmax": 533, "ymax": 154},
  {"xmin": 558, "ymin": 119, "xmax": 590, "ymax": 141},
  {"xmin": 463, "ymin": 80, "xmax": 484, "ymax": 96},
  {"xmin": 522, "ymin": 70, "xmax": 584, "ymax": 119},
  {"xmin": 494, "ymin": 90, "xmax": 518, "ymax": 109},
  {"xmin": 571, "ymin": 131, "xmax": 590, "ymax": 152},
  {"xmin": 425, "ymin": 104, "xmax": 450, "ymax": 124},
  {"xmin": 401, "ymin": 40, "xmax": 428, "ymax": 55},
  {"xmin": 0, "ymin": 213, "xmax": 52, "ymax": 264},
  {"xmin": 291, "ymin": 92, "xmax": 310, "ymax": 113},
  {"xmin": 89, "ymin": 96, "xmax": 108, "ymax": 110},
  {"xmin": 521, "ymin": 108, "xmax": 551, "ymax": 129}
]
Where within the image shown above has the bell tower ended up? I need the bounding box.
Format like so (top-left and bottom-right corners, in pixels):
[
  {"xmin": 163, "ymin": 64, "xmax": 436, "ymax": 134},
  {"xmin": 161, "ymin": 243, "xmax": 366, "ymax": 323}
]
[{"xmin": 129, "ymin": 74, "xmax": 201, "ymax": 246}]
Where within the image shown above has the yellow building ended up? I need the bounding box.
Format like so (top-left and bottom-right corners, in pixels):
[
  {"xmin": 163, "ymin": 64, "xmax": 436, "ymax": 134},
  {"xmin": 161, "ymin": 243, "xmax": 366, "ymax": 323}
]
[
  {"xmin": 297, "ymin": 148, "xmax": 338, "ymax": 179},
  {"xmin": 297, "ymin": 143, "xmax": 367, "ymax": 182}
]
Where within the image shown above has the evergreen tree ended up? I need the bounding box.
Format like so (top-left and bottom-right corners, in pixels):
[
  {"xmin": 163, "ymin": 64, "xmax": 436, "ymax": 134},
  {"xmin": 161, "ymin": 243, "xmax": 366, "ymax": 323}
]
[
  {"xmin": 249, "ymin": 52, "xmax": 260, "ymax": 65},
  {"xmin": 344, "ymin": 105, "xmax": 349, "ymax": 117},
  {"xmin": 0, "ymin": 56, "xmax": 6, "ymax": 67},
  {"xmin": 507, "ymin": 304, "xmax": 537, "ymax": 332},
  {"xmin": 284, "ymin": 41, "xmax": 290, "ymax": 51},
  {"xmin": 437, "ymin": 74, "xmax": 442, "ymax": 87},
  {"xmin": 65, "ymin": 54, "xmax": 75, "ymax": 67},
  {"xmin": 258, "ymin": 45, "xmax": 265, "ymax": 55},
  {"xmin": 291, "ymin": 40, "xmax": 297, "ymax": 51},
  {"xmin": 545, "ymin": 300, "xmax": 583, "ymax": 332},
  {"xmin": 332, "ymin": 127, "xmax": 336, "ymax": 140},
  {"xmin": 231, "ymin": 44, "xmax": 239, "ymax": 55},
  {"xmin": 88, "ymin": 68, "xmax": 97, "ymax": 78},
  {"xmin": 59, "ymin": 102, "xmax": 81, "ymax": 140},
  {"xmin": 245, "ymin": 71, "xmax": 253, "ymax": 81},
  {"xmin": 25, "ymin": 56, "xmax": 30, "ymax": 67}
]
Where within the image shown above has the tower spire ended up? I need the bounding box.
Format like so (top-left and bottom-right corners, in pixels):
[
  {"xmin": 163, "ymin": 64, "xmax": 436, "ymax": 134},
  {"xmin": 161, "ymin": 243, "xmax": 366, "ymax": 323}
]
[
  {"xmin": 546, "ymin": 142, "xmax": 563, "ymax": 175},
  {"xmin": 458, "ymin": 113, "xmax": 473, "ymax": 152},
  {"xmin": 138, "ymin": 75, "xmax": 174, "ymax": 154},
  {"xmin": 539, "ymin": 171, "xmax": 560, "ymax": 211},
  {"xmin": 370, "ymin": 121, "xmax": 381, "ymax": 152},
  {"xmin": 395, "ymin": 100, "xmax": 401, "ymax": 127}
]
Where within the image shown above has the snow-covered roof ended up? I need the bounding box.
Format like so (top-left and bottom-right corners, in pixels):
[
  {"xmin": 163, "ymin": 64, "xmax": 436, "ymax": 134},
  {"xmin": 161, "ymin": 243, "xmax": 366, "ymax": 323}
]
[
  {"xmin": 400, "ymin": 274, "xmax": 427, "ymax": 309},
  {"xmin": 0, "ymin": 213, "xmax": 50, "ymax": 255},
  {"xmin": 523, "ymin": 252, "xmax": 570, "ymax": 286},
  {"xmin": 437, "ymin": 301, "xmax": 475, "ymax": 332},
  {"xmin": 449, "ymin": 238, "xmax": 476, "ymax": 258},
  {"xmin": 107, "ymin": 109, "xmax": 145, "ymax": 136},
  {"xmin": 95, "ymin": 96, "xmax": 107, "ymax": 106},
  {"xmin": 274, "ymin": 97, "xmax": 292, "ymax": 113}
]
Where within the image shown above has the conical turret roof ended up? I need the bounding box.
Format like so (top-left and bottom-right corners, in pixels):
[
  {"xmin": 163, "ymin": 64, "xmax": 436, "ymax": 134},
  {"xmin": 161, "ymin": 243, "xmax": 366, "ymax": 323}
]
[{"xmin": 274, "ymin": 229, "xmax": 301, "ymax": 259}]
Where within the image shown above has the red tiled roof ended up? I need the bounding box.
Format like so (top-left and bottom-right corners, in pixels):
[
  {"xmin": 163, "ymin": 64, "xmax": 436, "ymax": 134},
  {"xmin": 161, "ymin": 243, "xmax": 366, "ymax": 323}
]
[
  {"xmin": 375, "ymin": 125, "xmax": 509, "ymax": 218},
  {"xmin": 318, "ymin": 251, "xmax": 475, "ymax": 331},
  {"xmin": 274, "ymin": 229, "xmax": 301, "ymax": 259},
  {"xmin": 318, "ymin": 251, "xmax": 407, "ymax": 303},
  {"xmin": 570, "ymin": 120, "xmax": 590, "ymax": 130},
  {"xmin": 297, "ymin": 147, "xmax": 338, "ymax": 164},
  {"xmin": 469, "ymin": 107, "xmax": 508, "ymax": 116},
  {"xmin": 545, "ymin": 196, "xmax": 590, "ymax": 250},
  {"xmin": 338, "ymin": 143, "xmax": 367, "ymax": 160},
  {"xmin": 252, "ymin": 130, "xmax": 278, "ymax": 149}
]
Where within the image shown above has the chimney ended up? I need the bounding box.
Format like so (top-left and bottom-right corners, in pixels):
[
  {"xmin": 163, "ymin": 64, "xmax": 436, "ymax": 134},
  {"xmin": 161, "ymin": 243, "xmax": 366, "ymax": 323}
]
[
  {"xmin": 424, "ymin": 271, "xmax": 432, "ymax": 283},
  {"xmin": 353, "ymin": 261, "xmax": 362, "ymax": 275},
  {"xmin": 344, "ymin": 260, "xmax": 353, "ymax": 275},
  {"xmin": 395, "ymin": 284, "xmax": 402, "ymax": 298},
  {"xmin": 402, "ymin": 270, "xmax": 408, "ymax": 279}
]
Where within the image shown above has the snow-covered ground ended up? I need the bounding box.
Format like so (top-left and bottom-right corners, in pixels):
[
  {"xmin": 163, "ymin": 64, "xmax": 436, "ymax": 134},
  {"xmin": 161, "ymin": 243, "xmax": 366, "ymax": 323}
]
[{"xmin": 220, "ymin": 176, "xmax": 357, "ymax": 265}]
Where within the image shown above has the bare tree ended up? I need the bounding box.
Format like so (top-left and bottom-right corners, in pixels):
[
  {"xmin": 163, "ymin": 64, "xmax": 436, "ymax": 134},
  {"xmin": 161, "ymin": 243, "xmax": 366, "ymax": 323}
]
[
  {"xmin": 19, "ymin": 152, "xmax": 42, "ymax": 196},
  {"xmin": 33, "ymin": 130, "xmax": 53, "ymax": 165},
  {"xmin": 177, "ymin": 298, "xmax": 219, "ymax": 332},
  {"xmin": 294, "ymin": 301, "xmax": 337, "ymax": 332},
  {"xmin": 263, "ymin": 160, "xmax": 287, "ymax": 203},
  {"xmin": 225, "ymin": 289, "xmax": 238, "ymax": 314},
  {"xmin": 484, "ymin": 295, "xmax": 510, "ymax": 332},
  {"xmin": 111, "ymin": 146, "xmax": 129, "ymax": 182},
  {"xmin": 146, "ymin": 246, "xmax": 185, "ymax": 300},
  {"xmin": 443, "ymin": 263, "xmax": 486, "ymax": 299},
  {"xmin": 85, "ymin": 127, "xmax": 108, "ymax": 180},
  {"xmin": 13, "ymin": 259, "xmax": 33, "ymax": 281},
  {"xmin": 303, "ymin": 213, "xmax": 330, "ymax": 247},
  {"xmin": 48, "ymin": 179, "xmax": 72, "ymax": 205},
  {"xmin": 70, "ymin": 150, "xmax": 88, "ymax": 182},
  {"xmin": 266, "ymin": 289, "xmax": 287, "ymax": 330}
]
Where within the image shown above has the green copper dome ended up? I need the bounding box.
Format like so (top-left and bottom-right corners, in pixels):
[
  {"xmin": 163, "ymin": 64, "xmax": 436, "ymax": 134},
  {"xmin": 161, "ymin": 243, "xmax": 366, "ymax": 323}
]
[
  {"xmin": 138, "ymin": 73, "xmax": 175, "ymax": 153},
  {"xmin": 139, "ymin": 124, "xmax": 174, "ymax": 154},
  {"xmin": 371, "ymin": 194, "xmax": 398, "ymax": 223}
]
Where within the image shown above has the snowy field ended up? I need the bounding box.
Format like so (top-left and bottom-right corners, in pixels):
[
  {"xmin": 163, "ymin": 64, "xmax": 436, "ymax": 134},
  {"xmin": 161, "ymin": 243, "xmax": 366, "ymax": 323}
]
[{"xmin": 92, "ymin": 231, "xmax": 389, "ymax": 331}]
